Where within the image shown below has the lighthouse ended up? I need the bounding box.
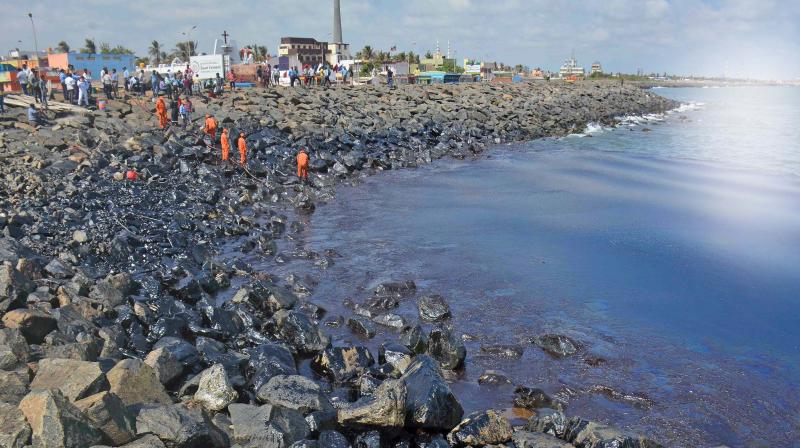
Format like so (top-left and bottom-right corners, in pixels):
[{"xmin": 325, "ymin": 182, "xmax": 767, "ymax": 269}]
[{"xmin": 328, "ymin": 0, "xmax": 351, "ymax": 64}]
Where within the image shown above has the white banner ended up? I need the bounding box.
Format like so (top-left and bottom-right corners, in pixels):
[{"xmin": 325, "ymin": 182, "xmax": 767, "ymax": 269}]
[
  {"xmin": 464, "ymin": 64, "xmax": 482, "ymax": 74},
  {"xmin": 190, "ymin": 55, "xmax": 225, "ymax": 80}
]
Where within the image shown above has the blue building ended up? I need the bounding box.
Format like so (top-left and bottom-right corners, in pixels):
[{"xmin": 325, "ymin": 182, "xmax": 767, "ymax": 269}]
[{"xmin": 49, "ymin": 52, "xmax": 137, "ymax": 75}]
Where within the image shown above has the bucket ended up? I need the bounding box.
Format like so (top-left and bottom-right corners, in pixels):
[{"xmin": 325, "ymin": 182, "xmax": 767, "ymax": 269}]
[
  {"xmin": 98, "ymin": 100, "xmax": 107, "ymax": 110},
  {"xmin": 126, "ymin": 170, "xmax": 137, "ymax": 181}
]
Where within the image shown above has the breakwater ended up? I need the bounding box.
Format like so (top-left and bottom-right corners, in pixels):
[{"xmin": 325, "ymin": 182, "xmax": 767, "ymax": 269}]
[{"xmin": 0, "ymin": 82, "xmax": 676, "ymax": 447}]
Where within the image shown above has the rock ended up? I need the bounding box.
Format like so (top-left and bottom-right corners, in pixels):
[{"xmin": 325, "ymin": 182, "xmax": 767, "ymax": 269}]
[
  {"xmin": 513, "ymin": 430, "xmax": 575, "ymax": 448},
  {"xmin": 417, "ymin": 294, "xmax": 451, "ymax": 322},
  {"xmin": 75, "ymin": 391, "xmax": 137, "ymax": 446},
  {"xmin": 399, "ymin": 324, "xmax": 428, "ymax": 354},
  {"xmin": 373, "ymin": 281, "xmax": 416, "ymax": 298},
  {"xmin": 353, "ymin": 430, "xmax": 382, "ymax": 448},
  {"xmin": 526, "ymin": 408, "xmax": 568, "ymax": 439},
  {"xmin": 44, "ymin": 258, "xmax": 74, "ymax": 278},
  {"xmin": 273, "ymin": 310, "xmax": 329, "ymax": 355},
  {"xmin": 514, "ymin": 386, "xmax": 556, "ymax": 410},
  {"xmin": 106, "ymin": 359, "xmax": 173, "ymax": 409},
  {"xmin": 30, "ymin": 358, "xmax": 108, "ymax": 401},
  {"xmin": 400, "ymin": 355, "xmax": 463, "ymax": 430},
  {"xmin": 338, "ymin": 379, "xmax": 407, "ymax": 428},
  {"xmin": 479, "ymin": 344, "xmax": 525, "ymax": 359},
  {"xmin": 318, "ymin": 430, "xmax": 351, "ymax": 447},
  {"xmin": 478, "ymin": 370, "xmax": 512, "ymax": 385},
  {"xmin": 135, "ymin": 402, "xmax": 228, "ymax": 448},
  {"xmin": 144, "ymin": 347, "xmax": 184, "ymax": 384},
  {"xmin": 90, "ymin": 279, "xmax": 128, "ymax": 308},
  {"xmin": 563, "ymin": 418, "xmax": 662, "ymax": 448},
  {"xmin": 247, "ymin": 342, "xmax": 298, "ymax": 391},
  {"xmin": 0, "ymin": 328, "xmax": 30, "ymax": 369},
  {"xmin": 347, "ymin": 316, "xmax": 376, "ymax": 338},
  {"xmin": 72, "ymin": 230, "xmax": 88, "ymax": 243},
  {"xmin": 378, "ymin": 342, "xmax": 414, "ymax": 374},
  {"xmin": 152, "ymin": 337, "xmax": 200, "ymax": 367},
  {"xmin": 311, "ymin": 346, "xmax": 375, "ymax": 384},
  {"xmin": 114, "ymin": 434, "xmax": 167, "ymax": 447},
  {"xmin": 426, "ymin": 326, "xmax": 466, "ymax": 370},
  {"xmin": 0, "ymin": 401, "xmax": 31, "ymax": 448},
  {"xmin": 2, "ymin": 309, "xmax": 58, "ymax": 344},
  {"xmin": 371, "ymin": 312, "xmax": 406, "ymax": 329},
  {"xmin": 446, "ymin": 409, "xmax": 513, "ymax": 446},
  {"xmin": 0, "ymin": 368, "xmax": 30, "ymax": 404},
  {"xmin": 229, "ymin": 403, "xmax": 310, "ymax": 447},
  {"xmin": 194, "ymin": 364, "xmax": 239, "ymax": 412},
  {"xmin": 257, "ymin": 374, "xmax": 333, "ymax": 413},
  {"xmin": 533, "ymin": 334, "xmax": 578, "ymax": 357},
  {"xmin": 304, "ymin": 409, "xmax": 337, "ymax": 435},
  {"xmin": 19, "ymin": 389, "xmax": 104, "ymax": 448},
  {"xmin": 0, "ymin": 262, "xmax": 34, "ymax": 312}
]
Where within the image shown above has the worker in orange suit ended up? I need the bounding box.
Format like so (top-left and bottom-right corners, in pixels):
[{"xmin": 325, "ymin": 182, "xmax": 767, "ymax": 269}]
[
  {"xmin": 297, "ymin": 148, "xmax": 309, "ymax": 182},
  {"xmin": 203, "ymin": 114, "xmax": 218, "ymax": 145},
  {"xmin": 238, "ymin": 132, "xmax": 247, "ymax": 166},
  {"xmin": 155, "ymin": 96, "xmax": 168, "ymax": 129},
  {"xmin": 220, "ymin": 128, "xmax": 230, "ymax": 162}
]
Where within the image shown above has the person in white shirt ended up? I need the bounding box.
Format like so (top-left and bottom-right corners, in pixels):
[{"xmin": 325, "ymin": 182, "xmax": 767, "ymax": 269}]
[
  {"xmin": 17, "ymin": 67, "xmax": 29, "ymax": 95},
  {"xmin": 77, "ymin": 77, "xmax": 89, "ymax": 106},
  {"xmin": 64, "ymin": 75, "xmax": 76, "ymax": 104},
  {"xmin": 102, "ymin": 72, "xmax": 113, "ymax": 99},
  {"xmin": 123, "ymin": 67, "xmax": 130, "ymax": 91}
]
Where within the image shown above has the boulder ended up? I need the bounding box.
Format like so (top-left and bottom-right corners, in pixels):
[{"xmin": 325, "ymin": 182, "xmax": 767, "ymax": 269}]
[
  {"xmin": 114, "ymin": 434, "xmax": 167, "ymax": 447},
  {"xmin": 194, "ymin": 364, "xmax": 238, "ymax": 412},
  {"xmin": 247, "ymin": 342, "xmax": 298, "ymax": 391},
  {"xmin": 311, "ymin": 346, "xmax": 375, "ymax": 384},
  {"xmin": 532, "ymin": 334, "xmax": 578, "ymax": 357},
  {"xmin": 378, "ymin": 342, "xmax": 414, "ymax": 374},
  {"xmin": 480, "ymin": 344, "xmax": 525, "ymax": 359},
  {"xmin": 19, "ymin": 389, "xmax": 104, "ymax": 448},
  {"xmin": 318, "ymin": 430, "xmax": 351, "ymax": 448},
  {"xmin": 135, "ymin": 402, "xmax": 228, "ymax": 448},
  {"xmin": 400, "ymin": 355, "xmax": 463, "ymax": 430},
  {"xmin": 399, "ymin": 324, "xmax": 428, "ymax": 354},
  {"xmin": 0, "ymin": 368, "xmax": 30, "ymax": 404},
  {"xmin": 346, "ymin": 316, "xmax": 376, "ymax": 338},
  {"xmin": 0, "ymin": 262, "xmax": 34, "ymax": 312},
  {"xmin": 417, "ymin": 294, "xmax": 451, "ymax": 322},
  {"xmin": 106, "ymin": 359, "xmax": 172, "ymax": 409},
  {"xmin": 477, "ymin": 370, "xmax": 512, "ymax": 385},
  {"xmin": 257, "ymin": 374, "xmax": 333, "ymax": 413},
  {"xmin": 229, "ymin": 403, "xmax": 310, "ymax": 448},
  {"xmin": 447, "ymin": 409, "xmax": 513, "ymax": 446},
  {"xmin": 338, "ymin": 379, "xmax": 407, "ymax": 428},
  {"xmin": 0, "ymin": 328, "xmax": 30, "ymax": 369},
  {"xmin": 152, "ymin": 337, "xmax": 200, "ymax": 367},
  {"xmin": 514, "ymin": 386, "xmax": 557, "ymax": 410},
  {"xmin": 273, "ymin": 310, "xmax": 329, "ymax": 355},
  {"xmin": 426, "ymin": 326, "xmax": 466, "ymax": 370},
  {"xmin": 0, "ymin": 401, "xmax": 31, "ymax": 448},
  {"xmin": 30, "ymin": 358, "xmax": 108, "ymax": 401},
  {"xmin": 89, "ymin": 279, "xmax": 128, "ymax": 308},
  {"xmin": 373, "ymin": 281, "xmax": 416, "ymax": 298},
  {"xmin": 75, "ymin": 391, "xmax": 137, "ymax": 446},
  {"xmin": 144, "ymin": 347, "xmax": 184, "ymax": 384},
  {"xmin": 563, "ymin": 418, "xmax": 663, "ymax": 448},
  {"xmin": 513, "ymin": 430, "xmax": 576, "ymax": 448},
  {"xmin": 2, "ymin": 309, "xmax": 57, "ymax": 344},
  {"xmin": 526, "ymin": 408, "xmax": 568, "ymax": 439}
]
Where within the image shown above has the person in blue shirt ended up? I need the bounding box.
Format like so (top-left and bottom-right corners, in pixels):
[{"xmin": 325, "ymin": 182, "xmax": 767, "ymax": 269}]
[
  {"xmin": 27, "ymin": 104, "xmax": 43, "ymax": 126},
  {"xmin": 59, "ymin": 70, "xmax": 68, "ymax": 101}
]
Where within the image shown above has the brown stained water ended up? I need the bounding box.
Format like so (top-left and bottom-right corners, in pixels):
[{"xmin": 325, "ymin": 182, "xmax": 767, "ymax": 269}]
[{"xmin": 235, "ymin": 87, "xmax": 800, "ymax": 447}]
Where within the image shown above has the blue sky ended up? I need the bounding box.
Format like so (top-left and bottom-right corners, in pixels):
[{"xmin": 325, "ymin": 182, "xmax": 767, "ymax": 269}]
[{"xmin": 2, "ymin": 0, "xmax": 798, "ymax": 79}]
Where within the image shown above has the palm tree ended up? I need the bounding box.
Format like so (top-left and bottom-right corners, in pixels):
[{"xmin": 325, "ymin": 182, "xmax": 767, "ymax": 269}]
[
  {"xmin": 57, "ymin": 41, "xmax": 70, "ymax": 53},
  {"xmin": 395, "ymin": 52, "xmax": 407, "ymax": 63},
  {"xmin": 360, "ymin": 45, "xmax": 374, "ymax": 61},
  {"xmin": 257, "ymin": 45, "xmax": 268, "ymax": 62},
  {"xmin": 81, "ymin": 38, "xmax": 96, "ymax": 54},
  {"xmin": 149, "ymin": 40, "xmax": 164, "ymax": 65},
  {"xmin": 424, "ymin": 51, "xmax": 433, "ymax": 59},
  {"xmin": 99, "ymin": 42, "xmax": 112, "ymax": 53},
  {"xmin": 173, "ymin": 41, "xmax": 197, "ymax": 62}
]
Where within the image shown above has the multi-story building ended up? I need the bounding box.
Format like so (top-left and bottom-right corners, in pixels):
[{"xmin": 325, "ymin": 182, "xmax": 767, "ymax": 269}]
[
  {"xmin": 559, "ymin": 57, "xmax": 585, "ymax": 78},
  {"xmin": 591, "ymin": 61, "xmax": 603, "ymax": 75},
  {"xmin": 278, "ymin": 38, "xmax": 331, "ymax": 67}
]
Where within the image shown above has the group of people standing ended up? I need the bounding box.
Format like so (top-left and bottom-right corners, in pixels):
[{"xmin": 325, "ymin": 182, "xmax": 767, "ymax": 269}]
[
  {"xmin": 15, "ymin": 64, "xmax": 50, "ymax": 110},
  {"xmin": 287, "ymin": 63, "xmax": 351, "ymax": 88},
  {"xmin": 154, "ymin": 94, "xmax": 193, "ymax": 129},
  {"xmin": 150, "ymin": 66, "xmax": 196, "ymax": 100}
]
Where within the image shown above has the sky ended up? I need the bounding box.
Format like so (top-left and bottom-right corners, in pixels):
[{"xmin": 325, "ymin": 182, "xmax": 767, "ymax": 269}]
[{"xmin": 1, "ymin": 0, "xmax": 798, "ymax": 79}]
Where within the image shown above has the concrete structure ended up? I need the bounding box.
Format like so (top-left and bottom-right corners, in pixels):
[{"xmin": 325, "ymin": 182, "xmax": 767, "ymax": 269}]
[
  {"xmin": 419, "ymin": 53, "xmax": 456, "ymax": 72},
  {"xmin": 559, "ymin": 57, "xmax": 585, "ymax": 78},
  {"xmin": 328, "ymin": 0, "xmax": 352, "ymax": 65},
  {"xmin": 591, "ymin": 61, "xmax": 603, "ymax": 75},
  {"xmin": 279, "ymin": 37, "xmax": 331, "ymax": 67},
  {"xmin": 333, "ymin": 0, "xmax": 343, "ymax": 43},
  {"xmin": 48, "ymin": 52, "xmax": 136, "ymax": 75}
]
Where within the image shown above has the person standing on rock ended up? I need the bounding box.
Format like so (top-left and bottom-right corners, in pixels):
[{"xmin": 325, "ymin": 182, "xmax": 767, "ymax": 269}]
[
  {"xmin": 297, "ymin": 148, "xmax": 309, "ymax": 182},
  {"xmin": 123, "ymin": 67, "xmax": 129, "ymax": 92},
  {"xmin": 227, "ymin": 69, "xmax": 236, "ymax": 91},
  {"xmin": 77, "ymin": 76, "xmax": 90, "ymax": 107},
  {"xmin": 155, "ymin": 95, "xmax": 168, "ymax": 129},
  {"xmin": 238, "ymin": 132, "xmax": 247, "ymax": 166},
  {"xmin": 220, "ymin": 128, "xmax": 231, "ymax": 162},
  {"xmin": 169, "ymin": 97, "xmax": 179, "ymax": 127},
  {"xmin": 203, "ymin": 114, "xmax": 218, "ymax": 145}
]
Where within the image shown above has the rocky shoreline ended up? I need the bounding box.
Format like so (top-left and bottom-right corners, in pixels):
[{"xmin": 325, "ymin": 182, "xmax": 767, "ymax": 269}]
[{"xmin": 0, "ymin": 81, "xmax": 677, "ymax": 447}]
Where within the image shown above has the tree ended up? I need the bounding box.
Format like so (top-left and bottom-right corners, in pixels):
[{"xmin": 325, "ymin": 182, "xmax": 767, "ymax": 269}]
[
  {"xmin": 99, "ymin": 42, "xmax": 112, "ymax": 53},
  {"xmin": 149, "ymin": 40, "xmax": 164, "ymax": 65},
  {"xmin": 172, "ymin": 41, "xmax": 197, "ymax": 62},
  {"xmin": 57, "ymin": 41, "xmax": 70, "ymax": 53},
  {"xmin": 111, "ymin": 45, "xmax": 135, "ymax": 55},
  {"xmin": 424, "ymin": 51, "xmax": 433, "ymax": 59},
  {"xmin": 135, "ymin": 57, "xmax": 150, "ymax": 67},
  {"xmin": 514, "ymin": 64, "xmax": 524, "ymax": 74},
  {"xmin": 360, "ymin": 45, "xmax": 374, "ymax": 61},
  {"xmin": 81, "ymin": 38, "xmax": 96, "ymax": 54},
  {"xmin": 395, "ymin": 51, "xmax": 407, "ymax": 63}
]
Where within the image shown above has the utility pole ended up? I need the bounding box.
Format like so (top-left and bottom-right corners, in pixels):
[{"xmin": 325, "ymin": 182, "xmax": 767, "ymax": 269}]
[{"xmin": 28, "ymin": 13, "xmax": 39, "ymax": 61}]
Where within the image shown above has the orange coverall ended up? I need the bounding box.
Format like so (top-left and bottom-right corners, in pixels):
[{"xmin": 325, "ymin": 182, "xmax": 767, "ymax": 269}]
[
  {"xmin": 155, "ymin": 98, "xmax": 168, "ymax": 129},
  {"xmin": 297, "ymin": 151, "xmax": 309, "ymax": 179},
  {"xmin": 238, "ymin": 136, "xmax": 247, "ymax": 165},
  {"xmin": 204, "ymin": 117, "xmax": 218, "ymax": 144},
  {"xmin": 220, "ymin": 130, "xmax": 230, "ymax": 161}
]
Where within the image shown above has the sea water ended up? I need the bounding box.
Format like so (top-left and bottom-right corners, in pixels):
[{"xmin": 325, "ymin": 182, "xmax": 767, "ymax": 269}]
[{"xmin": 273, "ymin": 87, "xmax": 800, "ymax": 447}]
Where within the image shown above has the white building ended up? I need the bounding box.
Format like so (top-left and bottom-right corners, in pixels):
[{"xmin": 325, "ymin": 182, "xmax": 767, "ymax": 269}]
[{"xmin": 559, "ymin": 57, "xmax": 585, "ymax": 78}]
